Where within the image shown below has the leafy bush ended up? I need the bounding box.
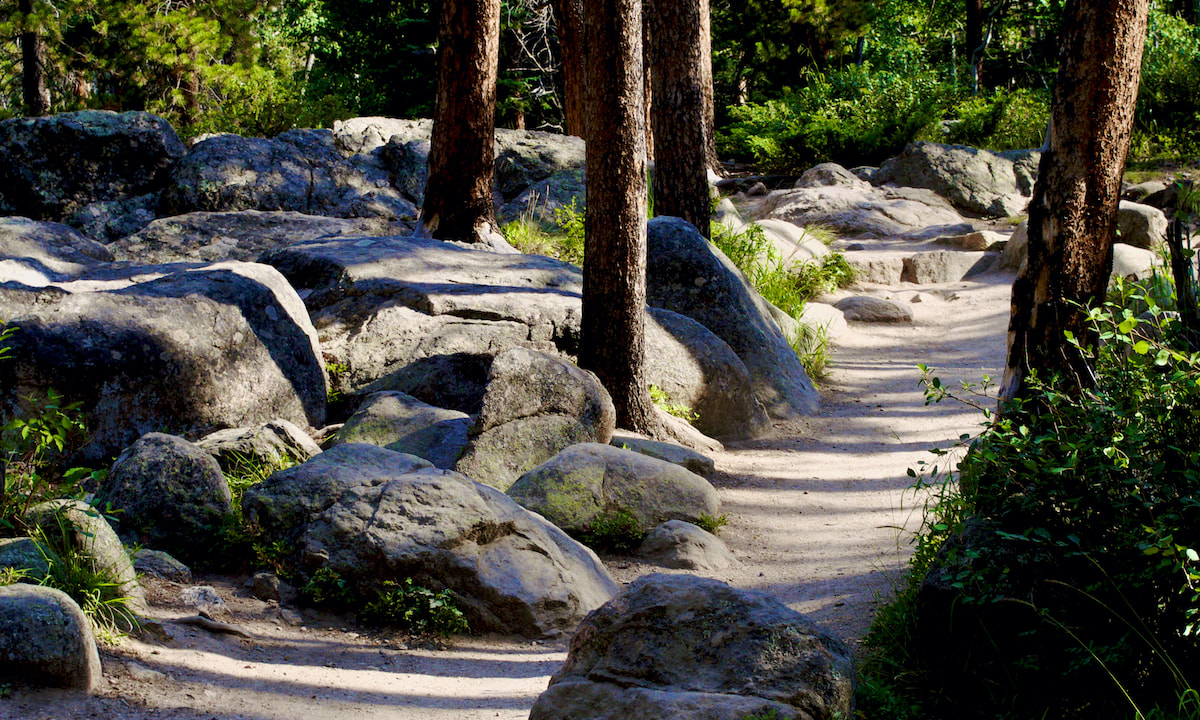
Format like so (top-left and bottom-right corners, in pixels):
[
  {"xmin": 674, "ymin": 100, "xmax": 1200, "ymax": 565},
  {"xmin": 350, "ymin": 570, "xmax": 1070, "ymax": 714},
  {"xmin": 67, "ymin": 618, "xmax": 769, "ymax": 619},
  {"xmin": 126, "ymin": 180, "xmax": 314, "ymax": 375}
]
[
  {"xmin": 360, "ymin": 578, "xmax": 469, "ymax": 636},
  {"xmin": 649, "ymin": 385, "xmax": 699, "ymax": 423},
  {"xmin": 34, "ymin": 512, "xmax": 140, "ymax": 634},
  {"xmin": 578, "ymin": 509, "xmax": 645, "ymax": 554},
  {"xmin": 940, "ymin": 88, "xmax": 1050, "ymax": 150},
  {"xmin": 1133, "ymin": 6, "xmax": 1200, "ymax": 160},
  {"xmin": 859, "ymin": 295, "xmax": 1200, "ymax": 719},
  {"xmin": 719, "ymin": 65, "xmax": 946, "ymax": 173},
  {"xmin": 500, "ymin": 197, "xmax": 585, "ymax": 267}
]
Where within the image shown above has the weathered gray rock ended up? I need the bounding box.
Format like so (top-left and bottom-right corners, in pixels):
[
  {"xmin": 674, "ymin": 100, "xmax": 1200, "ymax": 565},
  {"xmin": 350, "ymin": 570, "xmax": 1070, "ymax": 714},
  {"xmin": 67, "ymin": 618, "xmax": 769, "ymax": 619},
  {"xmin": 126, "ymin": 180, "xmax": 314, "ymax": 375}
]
[
  {"xmin": 795, "ymin": 162, "xmax": 869, "ymax": 190},
  {"xmin": 901, "ymin": 250, "xmax": 998, "ymax": 284},
  {"xmin": 362, "ymin": 352, "xmax": 495, "ymax": 416},
  {"xmin": 132, "ymin": 549, "xmax": 192, "ymax": 583},
  {"xmin": 160, "ymin": 129, "xmax": 418, "ymax": 224},
  {"xmin": 180, "ymin": 585, "xmax": 230, "ymax": 618},
  {"xmin": 335, "ymin": 390, "xmax": 471, "ymax": 469},
  {"xmin": 873, "ymin": 142, "xmax": 1037, "ymax": 217},
  {"xmin": 100, "ymin": 433, "xmax": 233, "ymax": 561},
  {"xmin": 645, "ymin": 308, "xmax": 771, "ymax": 441},
  {"xmin": 64, "ymin": 192, "xmax": 160, "ymax": 242},
  {"xmin": 242, "ymin": 443, "xmax": 619, "ymax": 637},
  {"xmin": 609, "ymin": 431, "xmax": 716, "ymax": 479},
  {"xmin": 196, "ymin": 419, "xmax": 322, "ymax": 474},
  {"xmin": 637, "ymin": 520, "xmax": 738, "ymax": 571},
  {"xmin": 507, "ymin": 443, "xmax": 721, "ymax": 537},
  {"xmin": 760, "ymin": 183, "xmax": 972, "ymax": 239},
  {"xmin": 1002, "ymin": 219, "xmax": 1165, "ymax": 284},
  {"xmin": 529, "ymin": 574, "xmax": 855, "ymax": 720},
  {"xmin": 456, "ymin": 348, "xmax": 615, "ymax": 490},
  {"xmin": 647, "ymin": 216, "xmax": 819, "ymax": 418},
  {"xmin": 111, "ymin": 210, "xmax": 399, "ymax": 265},
  {"xmin": 843, "ymin": 254, "xmax": 906, "ymax": 285},
  {"xmin": 332, "ymin": 116, "xmax": 433, "ymax": 154},
  {"xmin": 798, "ymin": 302, "xmax": 848, "ymax": 342},
  {"xmin": 0, "ymin": 537, "xmax": 50, "ymax": 578},
  {"xmin": 751, "ymin": 219, "xmax": 831, "ymax": 269},
  {"xmin": 0, "ymin": 261, "xmax": 327, "ymax": 461},
  {"xmin": 26, "ymin": 499, "xmax": 148, "ymax": 616},
  {"xmin": 0, "ymin": 110, "xmax": 185, "ymax": 221},
  {"xmin": 0, "ymin": 584, "xmax": 102, "ymax": 691},
  {"xmin": 999, "ymin": 220, "xmax": 1029, "ymax": 271},
  {"xmin": 833, "ymin": 296, "xmax": 914, "ymax": 323},
  {"xmin": 1117, "ymin": 200, "xmax": 1168, "ymax": 250},
  {"xmin": 1123, "ymin": 179, "xmax": 1170, "ymax": 204},
  {"xmin": 0, "ymin": 217, "xmax": 114, "ymax": 286}
]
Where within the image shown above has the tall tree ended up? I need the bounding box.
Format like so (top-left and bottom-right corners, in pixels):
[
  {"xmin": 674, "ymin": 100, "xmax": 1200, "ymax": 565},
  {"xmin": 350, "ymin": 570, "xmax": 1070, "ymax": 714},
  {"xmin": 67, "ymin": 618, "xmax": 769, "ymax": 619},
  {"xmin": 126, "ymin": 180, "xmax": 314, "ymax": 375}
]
[
  {"xmin": 419, "ymin": 0, "xmax": 502, "ymax": 243},
  {"xmin": 999, "ymin": 0, "xmax": 1150, "ymax": 405},
  {"xmin": 553, "ymin": 0, "xmax": 587, "ymax": 136},
  {"xmin": 580, "ymin": 0, "xmax": 661, "ymax": 433},
  {"xmin": 646, "ymin": 0, "xmax": 711, "ymax": 237},
  {"xmin": 18, "ymin": 0, "xmax": 50, "ymax": 115}
]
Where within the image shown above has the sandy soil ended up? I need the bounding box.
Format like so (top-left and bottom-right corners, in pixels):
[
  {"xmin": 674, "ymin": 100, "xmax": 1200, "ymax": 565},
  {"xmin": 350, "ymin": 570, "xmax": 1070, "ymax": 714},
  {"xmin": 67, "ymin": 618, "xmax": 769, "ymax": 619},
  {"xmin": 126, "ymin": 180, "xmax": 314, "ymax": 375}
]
[{"xmin": 4, "ymin": 266, "xmax": 1014, "ymax": 720}]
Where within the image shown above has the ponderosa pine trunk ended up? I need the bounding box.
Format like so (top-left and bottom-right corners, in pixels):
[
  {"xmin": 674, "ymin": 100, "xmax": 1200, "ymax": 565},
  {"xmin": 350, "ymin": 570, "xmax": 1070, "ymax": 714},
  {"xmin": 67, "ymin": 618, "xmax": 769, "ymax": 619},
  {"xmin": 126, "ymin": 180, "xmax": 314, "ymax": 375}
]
[
  {"xmin": 699, "ymin": 0, "xmax": 718, "ymax": 172},
  {"xmin": 19, "ymin": 0, "xmax": 50, "ymax": 116},
  {"xmin": 999, "ymin": 0, "xmax": 1150, "ymax": 406},
  {"xmin": 646, "ymin": 0, "xmax": 711, "ymax": 237},
  {"xmin": 554, "ymin": 0, "xmax": 587, "ymax": 137},
  {"xmin": 580, "ymin": 0, "xmax": 660, "ymax": 433},
  {"xmin": 419, "ymin": 0, "xmax": 501, "ymax": 243}
]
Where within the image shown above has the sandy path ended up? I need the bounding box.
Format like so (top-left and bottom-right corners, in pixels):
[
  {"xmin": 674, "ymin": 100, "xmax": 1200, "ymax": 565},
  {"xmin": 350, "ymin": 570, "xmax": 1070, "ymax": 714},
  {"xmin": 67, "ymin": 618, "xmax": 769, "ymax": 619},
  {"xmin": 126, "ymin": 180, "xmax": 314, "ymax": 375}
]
[{"xmin": 6, "ymin": 272, "xmax": 1013, "ymax": 720}]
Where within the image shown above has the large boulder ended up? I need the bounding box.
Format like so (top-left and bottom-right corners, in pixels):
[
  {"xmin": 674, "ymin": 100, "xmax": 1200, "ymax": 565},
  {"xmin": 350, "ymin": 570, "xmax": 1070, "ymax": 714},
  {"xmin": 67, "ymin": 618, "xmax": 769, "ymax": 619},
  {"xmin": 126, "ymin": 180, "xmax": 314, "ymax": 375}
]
[
  {"xmin": 0, "ymin": 584, "xmax": 102, "ymax": 691},
  {"xmin": 0, "ymin": 110, "xmax": 185, "ymax": 221},
  {"xmin": 65, "ymin": 192, "xmax": 160, "ymax": 242},
  {"xmin": 872, "ymin": 142, "xmax": 1038, "ymax": 217},
  {"xmin": 159, "ymin": 129, "xmax": 418, "ymax": 225},
  {"xmin": 99, "ymin": 433, "xmax": 234, "ymax": 561},
  {"xmin": 0, "ymin": 537, "xmax": 51, "ymax": 578},
  {"xmin": 241, "ymin": 443, "xmax": 620, "ymax": 637},
  {"xmin": 636, "ymin": 520, "xmax": 739, "ymax": 571},
  {"xmin": 529, "ymin": 574, "xmax": 855, "ymax": 720},
  {"xmin": 111, "ymin": 210, "xmax": 398, "ymax": 265},
  {"xmin": 26, "ymin": 499, "xmax": 148, "ymax": 616},
  {"xmin": 0, "ymin": 217, "xmax": 114, "ymax": 286},
  {"xmin": 833, "ymin": 296, "xmax": 914, "ymax": 324},
  {"xmin": 900, "ymin": 250, "xmax": 998, "ymax": 284},
  {"xmin": 334, "ymin": 390, "xmax": 471, "ymax": 469},
  {"xmin": 759, "ymin": 183, "xmax": 973, "ymax": 239},
  {"xmin": 1117, "ymin": 200, "xmax": 1168, "ymax": 250},
  {"xmin": 196, "ymin": 419, "xmax": 322, "ymax": 473},
  {"xmin": 507, "ymin": 443, "xmax": 721, "ymax": 537},
  {"xmin": 609, "ymin": 431, "xmax": 716, "ymax": 479},
  {"xmin": 646, "ymin": 216, "xmax": 819, "ymax": 418},
  {"xmin": 455, "ymin": 348, "xmax": 615, "ymax": 490},
  {"xmin": 0, "ymin": 261, "xmax": 326, "ymax": 461}
]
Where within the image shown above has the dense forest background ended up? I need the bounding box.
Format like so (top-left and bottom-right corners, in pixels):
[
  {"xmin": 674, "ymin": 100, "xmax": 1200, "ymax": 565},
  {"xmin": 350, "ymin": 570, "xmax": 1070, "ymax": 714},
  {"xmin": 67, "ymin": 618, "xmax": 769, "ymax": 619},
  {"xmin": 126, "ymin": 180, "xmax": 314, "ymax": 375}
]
[{"xmin": 2, "ymin": 0, "xmax": 1198, "ymax": 170}]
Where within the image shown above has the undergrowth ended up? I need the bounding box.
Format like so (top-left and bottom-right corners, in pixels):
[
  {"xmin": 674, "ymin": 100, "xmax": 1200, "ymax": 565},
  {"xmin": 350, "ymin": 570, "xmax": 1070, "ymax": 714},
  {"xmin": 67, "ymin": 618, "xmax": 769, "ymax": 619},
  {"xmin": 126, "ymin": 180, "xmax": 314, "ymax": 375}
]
[{"xmin": 301, "ymin": 567, "xmax": 469, "ymax": 637}]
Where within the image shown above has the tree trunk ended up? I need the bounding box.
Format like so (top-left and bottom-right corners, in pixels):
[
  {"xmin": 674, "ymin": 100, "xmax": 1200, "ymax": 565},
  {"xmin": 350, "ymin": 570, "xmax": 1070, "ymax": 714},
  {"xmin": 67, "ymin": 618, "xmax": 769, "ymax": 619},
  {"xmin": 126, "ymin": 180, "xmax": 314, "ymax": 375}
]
[
  {"xmin": 19, "ymin": 0, "xmax": 51, "ymax": 116},
  {"xmin": 554, "ymin": 0, "xmax": 587, "ymax": 138},
  {"xmin": 581, "ymin": 0, "xmax": 661, "ymax": 434},
  {"xmin": 646, "ymin": 0, "xmax": 711, "ymax": 238},
  {"xmin": 999, "ymin": 0, "xmax": 1150, "ymax": 406},
  {"xmin": 966, "ymin": 0, "xmax": 984, "ymax": 89},
  {"xmin": 419, "ymin": 0, "xmax": 501, "ymax": 243},
  {"xmin": 699, "ymin": 0, "xmax": 718, "ymax": 172}
]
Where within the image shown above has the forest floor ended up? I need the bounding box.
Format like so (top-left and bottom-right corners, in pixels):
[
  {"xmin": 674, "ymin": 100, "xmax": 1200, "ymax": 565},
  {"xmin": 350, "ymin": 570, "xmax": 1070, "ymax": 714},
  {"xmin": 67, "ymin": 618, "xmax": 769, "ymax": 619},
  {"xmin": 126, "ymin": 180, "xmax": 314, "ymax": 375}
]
[{"xmin": 3, "ymin": 262, "xmax": 1015, "ymax": 720}]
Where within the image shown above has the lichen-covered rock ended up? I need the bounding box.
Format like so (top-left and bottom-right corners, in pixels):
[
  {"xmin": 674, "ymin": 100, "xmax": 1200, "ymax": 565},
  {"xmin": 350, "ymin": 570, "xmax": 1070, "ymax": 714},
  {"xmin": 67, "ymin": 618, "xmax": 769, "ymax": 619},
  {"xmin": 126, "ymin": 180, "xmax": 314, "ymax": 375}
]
[
  {"xmin": 0, "ymin": 584, "xmax": 102, "ymax": 691},
  {"xmin": 609, "ymin": 432, "xmax": 716, "ymax": 479},
  {"xmin": 507, "ymin": 443, "xmax": 721, "ymax": 536},
  {"xmin": 132, "ymin": 549, "xmax": 192, "ymax": 583},
  {"xmin": 872, "ymin": 142, "xmax": 1037, "ymax": 217},
  {"xmin": 455, "ymin": 348, "xmax": 615, "ymax": 490},
  {"xmin": 0, "ymin": 261, "xmax": 326, "ymax": 461},
  {"xmin": 25, "ymin": 499, "xmax": 148, "ymax": 615},
  {"xmin": 334, "ymin": 391, "xmax": 471, "ymax": 469},
  {"xmin": 0, "ymin": 537, "xmax": 50, "ymax": 578},
  {"xmin": 0, "ymin": 217, "xmax": 114, "ymax": 286},
  {"xmin": 99, "ymin": 433, "xmax": 233, "ymax": 561},
  {"xmin": 0, "ymin": 110, "xmax": 185, "ymax": 221},
  {"xmin": 196, "ymin": 419, "xmax": 322, "ymax": 474},
  {"xmin": 241, "ymin": 443, "xmax": 619, "ymax": 637},
  {"xmin": 529, "ymin": 574, "xmax": 855, "ymax": 720},
  {"xmin": 636, "ymin": 520, "xmax": 739, "ymax": 571},
  {"xmin": 646, "ymin": 217, "xmax": 819, "ymax": 418}
]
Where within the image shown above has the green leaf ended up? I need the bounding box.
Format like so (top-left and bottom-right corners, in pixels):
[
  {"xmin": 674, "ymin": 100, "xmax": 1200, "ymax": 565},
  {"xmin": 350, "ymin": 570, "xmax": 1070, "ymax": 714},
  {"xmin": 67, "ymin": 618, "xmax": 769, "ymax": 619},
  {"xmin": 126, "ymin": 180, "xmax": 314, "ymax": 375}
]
[{"xmin": 1133, "ymin": 340, "xmax": 1151, "ymax": 355}]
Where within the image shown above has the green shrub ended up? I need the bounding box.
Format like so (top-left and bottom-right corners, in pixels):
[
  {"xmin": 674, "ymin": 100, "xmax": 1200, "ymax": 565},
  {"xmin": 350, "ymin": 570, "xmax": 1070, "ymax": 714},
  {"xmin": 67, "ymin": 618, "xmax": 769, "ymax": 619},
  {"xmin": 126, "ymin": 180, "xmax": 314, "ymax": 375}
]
[
  {"xmin": 1133, "ymin": 6, "xmax": 1200, "ymax": 160},
  {"xmin": 578, "ymin": 509, "xmax": 644, "ymax": 554},
  {"xmin": 858, "ymin": 295, "xmax": 1200, "ymax": 719},
  {"xmin": 648, "ymin": 385, "xmax": 699, "ymax": 423},
  {"xmin": 940, "ymin": 88, "xmax": 1050, "ymax": 150},
  {"xmin": 695, "ymin": 513, "xmax": 729, "ymax": 535},
  {"xmin": 360, "ymin": 577, "xmax": 469, "ymax": 636},
  {"xmin": 719, "ymin": 65, "xmax": 947, "ymax": 173},
  {"xmin": 34, "ymin": 513, "xmax": 140, "ymax": 634}
]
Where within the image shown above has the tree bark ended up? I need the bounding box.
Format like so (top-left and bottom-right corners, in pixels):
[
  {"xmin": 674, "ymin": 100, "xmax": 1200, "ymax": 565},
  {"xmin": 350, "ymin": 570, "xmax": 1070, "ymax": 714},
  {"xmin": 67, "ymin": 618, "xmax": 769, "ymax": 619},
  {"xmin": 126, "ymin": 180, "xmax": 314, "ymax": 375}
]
[
  {"xmin": 19, "ymin": 0, "xmax": 51, "ymax": 116},
  {"xmin": 999, "ymin": 0, "xmax": 1150, "ymax": 406},
  {"xmin": 419, "ymin": 0, "xmax": 501, "ymax": 243},
  {"xmin": 554, "ymin": 0, "xmax": 587, "ymax": 138},
  {"xmin": 966, "ymin": 0, "xmax": 984, "ymax": 89},
  {"xmin": 646, "ymin": 0, "xmax": 711, "ymax": 238},
  {"xmin": 698, "ymin": 0, "xmax": 718, "ymax": 172},
  {"xmin": 581, "ymin": 0, "xmax": 661, "ymax": 434}
]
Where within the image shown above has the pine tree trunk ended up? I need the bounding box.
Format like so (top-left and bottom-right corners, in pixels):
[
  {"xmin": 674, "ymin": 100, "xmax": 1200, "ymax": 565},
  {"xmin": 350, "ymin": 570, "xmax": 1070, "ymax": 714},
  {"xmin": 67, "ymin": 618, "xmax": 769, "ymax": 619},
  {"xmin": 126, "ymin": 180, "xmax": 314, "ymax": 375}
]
[
  {"xmin": 420, "ymin": 0, "xmax": 501, "ymax": 243},
  {"xmin": 999, "ymin": 0, "xmax": 1150, "ymax": 406},
  {"xmin": 966, "ymin": 0, "xmax": 984, "ymax": 89},
  {"xmin": 580, "ymin": 0, "xmax": 660, "ymax": 434},
  {"xmin": 646, "ymin": 0, "xmax": 711, "ymax": 238},
  {"xmin": 19, "ymin": 0, "xmax": 50, "ymax": 116},
  {"xmin": 699, "ymin": 0, "xmax": 718, "ymax": 172},
  {"xmin": 554, "ymin": 0, "xmax": 587, "ymax": 138}
]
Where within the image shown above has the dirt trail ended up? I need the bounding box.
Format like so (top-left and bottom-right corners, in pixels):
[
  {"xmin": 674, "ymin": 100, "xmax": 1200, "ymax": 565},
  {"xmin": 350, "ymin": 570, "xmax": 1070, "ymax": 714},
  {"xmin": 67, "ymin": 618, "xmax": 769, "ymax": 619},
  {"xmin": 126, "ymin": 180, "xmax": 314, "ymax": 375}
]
[{"xmin": 5, "ymin": 271, "xmax": 1014, "ymax": 720}]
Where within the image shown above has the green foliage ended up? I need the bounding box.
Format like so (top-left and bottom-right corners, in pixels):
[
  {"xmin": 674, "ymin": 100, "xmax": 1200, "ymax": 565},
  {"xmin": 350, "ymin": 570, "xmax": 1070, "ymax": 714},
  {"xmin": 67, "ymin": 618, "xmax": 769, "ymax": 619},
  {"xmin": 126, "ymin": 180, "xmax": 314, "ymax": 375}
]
[
  {"xmin": 302, "ymin": 568, "xmax": 469, "ymax": 636},
  {"xmin": 648, "ymin": 385, "xmax": 699, "ymax": 423},
  {"xmin": 788, "ymin": 321, "xmax": 833, "ymax": 381},
  {"xmin": 858, "ymin": 295, "xmax": 1200, "ymax": 718},
  {"xmin": 939, "ymin": 88, "xmax": 1051, "ymax": 151},
  {"xmin": 695, "ymin": 513, "xmax": 729, "ymax": 535},
  {"xmin": 360, "ymin": 577, "xmax": 470, "ymax": 636},
  {"xmin": 1133, "ymin": 5, "xmax": 1200, "ymax": 159},
  {"xmin": 578, "ymin": 509, "xmax": 644, "ymax": 554},
  {"xmin": 0, "ymin": 566, "xmax": 28, "ymax": 585},
  {"xmin": 501, "ymin": 196, "xmax": 585, "ymax": 267},
  {"xmin": 719, "ymin": 65, "xmax": 945, "ymax": 172},
  {"xmin": 34, "ymin": 510, "xmax": 139, "ymax": 634},
  {"xmin": 211, "ymin": 451, "xmax": 297, "ymax": 574},
  {"xmin": 552, "ymin": 198, "xmax": 588, "ymax": 266}
]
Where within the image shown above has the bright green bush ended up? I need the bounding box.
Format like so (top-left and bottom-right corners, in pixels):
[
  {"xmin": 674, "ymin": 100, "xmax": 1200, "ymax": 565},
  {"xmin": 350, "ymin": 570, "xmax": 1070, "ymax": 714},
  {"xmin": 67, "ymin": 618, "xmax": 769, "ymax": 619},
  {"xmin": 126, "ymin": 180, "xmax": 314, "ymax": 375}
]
[
  {"xmin": 719, "ymin": 65, "xmax": 947, "ymax": 172},
  {"xmin": 1133, "ymin": 6, "xmax": 1200, "ymax": 160},
  {"xmin": 941, "ymin": 88, "xmax": 1050, "ymax": 150}
]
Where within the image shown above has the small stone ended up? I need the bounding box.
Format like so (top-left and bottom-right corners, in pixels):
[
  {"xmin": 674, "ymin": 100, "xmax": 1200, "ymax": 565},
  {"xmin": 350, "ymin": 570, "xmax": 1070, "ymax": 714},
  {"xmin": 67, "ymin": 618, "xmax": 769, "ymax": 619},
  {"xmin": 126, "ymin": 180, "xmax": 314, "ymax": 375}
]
[
  {"xmin": 280, "ymin": 608, "xmax": 304, "ymax": 626},
  {"xmin": 133, "ymin": 549, "xmax": 192, "ymax": 583},
  {"xmin": 180, "ymin": 585, "xmax": 228, "ymax": 618}
]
